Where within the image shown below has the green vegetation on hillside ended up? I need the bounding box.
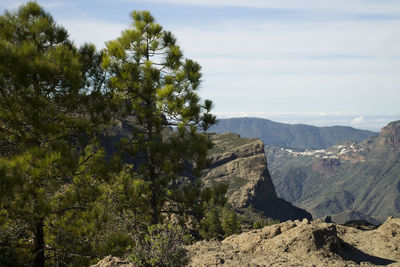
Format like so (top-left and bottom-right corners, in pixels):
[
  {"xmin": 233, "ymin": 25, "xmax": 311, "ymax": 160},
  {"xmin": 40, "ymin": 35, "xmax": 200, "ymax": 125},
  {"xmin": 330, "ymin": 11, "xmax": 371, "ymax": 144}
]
[
  {"xmin": 265, "ymin": 123, "xmax": 400, "ymax": 223},
  {"xmin": 207, "ymin": 132, "xmax": 255, "ymax": 155}
]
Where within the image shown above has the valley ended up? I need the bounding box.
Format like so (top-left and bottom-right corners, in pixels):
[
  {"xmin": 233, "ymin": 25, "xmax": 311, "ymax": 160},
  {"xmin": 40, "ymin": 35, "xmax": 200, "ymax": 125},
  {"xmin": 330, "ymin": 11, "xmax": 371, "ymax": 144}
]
[{"xmin": 265, "ymin": 120, "xmax": 400, "ymax": 224}]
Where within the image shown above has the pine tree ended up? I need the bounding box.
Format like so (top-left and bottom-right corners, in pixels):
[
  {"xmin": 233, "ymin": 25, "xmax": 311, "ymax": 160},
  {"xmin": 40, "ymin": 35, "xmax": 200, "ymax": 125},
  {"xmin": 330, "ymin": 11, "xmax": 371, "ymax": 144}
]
[
  {"xmin": 221, "ymin": 206, "xmax": 242, "ymax": 238},
  {"xmin": 1, "ymin": 4, "xmax": 226, "ymax": 265},
  {"xmin": 103, "ymin": 10, "xmax": 216, "ymax": 227},
  {"xmin": 0, "ymin": 3, "xmax": 111, "ymax": 266}
]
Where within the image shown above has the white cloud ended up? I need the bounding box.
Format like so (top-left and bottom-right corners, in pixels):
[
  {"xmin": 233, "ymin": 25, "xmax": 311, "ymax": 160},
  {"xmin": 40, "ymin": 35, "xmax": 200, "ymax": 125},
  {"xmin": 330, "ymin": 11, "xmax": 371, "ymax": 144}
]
[
  {"xmin": 351, "ymin": 116, "xmax": 365, "ymax": 124},
  {"xmin": 169, "ymin": 19, "xmax": 400, "ymax": 112},
  {"xmin": 175, "ymin": 20, "xmax": 400, "ymax": 59},
  {"xmin": 0, "ymin": 0, "xmax": 25, "ymax": 10},
  {"xmin": 122, "ymin": 0, "xmax": 400, "ymax": 14},
  {"xmin": 59, "ymin": 19, "xmax": 126, "ymax": 49},
  {"xmin": 0, "ymin": 0, "xmax": 70, "ymax": 10}
]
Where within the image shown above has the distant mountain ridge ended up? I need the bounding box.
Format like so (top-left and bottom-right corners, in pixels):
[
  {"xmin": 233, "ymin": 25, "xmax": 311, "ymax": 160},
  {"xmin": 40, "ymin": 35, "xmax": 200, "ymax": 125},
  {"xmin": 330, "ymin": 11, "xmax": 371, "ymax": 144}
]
[
  {"xmin": 208, "ymin": 117, "xmax": 377, "ymax": 149},
  {"xmin": 265, "ymin": 120, "xmax": 400, "ymax": 223}
]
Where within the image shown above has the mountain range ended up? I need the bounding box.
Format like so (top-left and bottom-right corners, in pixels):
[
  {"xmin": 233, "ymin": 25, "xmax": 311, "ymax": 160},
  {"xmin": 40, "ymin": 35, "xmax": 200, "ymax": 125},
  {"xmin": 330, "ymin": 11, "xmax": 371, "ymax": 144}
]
[
  {"xmin": 208, "ymin": 117, "xmax": 377, "ymax": 149},
  {"xmin": 265, "ymin": 120, "xmax": 400, "ymax": 223}
]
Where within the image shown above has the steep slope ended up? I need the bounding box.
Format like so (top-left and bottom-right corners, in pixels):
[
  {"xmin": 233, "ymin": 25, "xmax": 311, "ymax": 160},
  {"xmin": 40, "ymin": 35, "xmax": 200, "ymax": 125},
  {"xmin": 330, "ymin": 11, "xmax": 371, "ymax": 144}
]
[
  {"xmin": 266, "ymin": 120, "xmax": 400, "ymax": 223},
  {"xmin": 209, "ymin": 117, "xmax": 377, "ymax": 149},
  {"xmin": 202, "ymin": 133, "xmax": 312, "ymax": 222}
]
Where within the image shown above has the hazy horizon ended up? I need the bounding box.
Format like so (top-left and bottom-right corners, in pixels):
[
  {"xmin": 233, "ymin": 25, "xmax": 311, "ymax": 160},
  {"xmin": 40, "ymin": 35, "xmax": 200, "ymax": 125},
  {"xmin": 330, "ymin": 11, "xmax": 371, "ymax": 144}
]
[{"xmin": 214, "ymin": 112, "xmax": 399, "ymax": 132}]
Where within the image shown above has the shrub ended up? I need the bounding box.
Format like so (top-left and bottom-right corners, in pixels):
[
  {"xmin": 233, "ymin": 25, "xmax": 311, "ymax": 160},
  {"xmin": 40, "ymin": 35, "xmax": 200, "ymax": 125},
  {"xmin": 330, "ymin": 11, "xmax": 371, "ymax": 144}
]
[{"xmin": 129, "ymin": 223, "xmax": 191, "ymax": 267}]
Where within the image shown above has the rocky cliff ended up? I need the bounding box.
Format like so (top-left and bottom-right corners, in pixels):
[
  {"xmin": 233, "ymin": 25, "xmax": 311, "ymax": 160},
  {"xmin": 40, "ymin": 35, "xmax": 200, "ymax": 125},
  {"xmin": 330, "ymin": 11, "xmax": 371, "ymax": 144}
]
[
  {"xmin": 202, "ymin": 133, "xmax": 311, "ymax": 222},
  {"xmin": 376, "ymin": 120, "xmax": 400, "ymax": 149},
  {"xmin": 266, "ymin": 120, "xmax": 400, "ymax": 223}
]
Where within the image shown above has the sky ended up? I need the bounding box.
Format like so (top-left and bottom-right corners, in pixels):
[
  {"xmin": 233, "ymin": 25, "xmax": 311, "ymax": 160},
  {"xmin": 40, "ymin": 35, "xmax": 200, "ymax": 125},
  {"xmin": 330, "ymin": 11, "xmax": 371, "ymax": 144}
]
[{"xmin": 1, "ymin": 0, "xmax": 400, "ymax": 131}]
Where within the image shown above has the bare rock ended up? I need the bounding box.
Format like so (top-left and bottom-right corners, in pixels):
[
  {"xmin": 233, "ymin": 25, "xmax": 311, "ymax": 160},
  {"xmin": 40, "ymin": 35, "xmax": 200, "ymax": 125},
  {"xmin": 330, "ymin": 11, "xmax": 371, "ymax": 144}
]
[
  {"xmin": 203, "ymin": 133, "xmax": 277, "ymax": 208},
  {"xmin": 93, "ymin": 217, "xmax": 400, "ymax": 266},
  {"xmin": 187, "ymin": 218, "xmax": 400, "ymax": 266},
  {"xmin": 376, "ymin": 120, "xmax": 400, "ymax": 149},
  {"xmin": 203, "ymin": 133, "xmax": 312, "ymax": 221},
  {"xmin": 91, "ymin": 256, "xmax": 136, "ymax": 267}
]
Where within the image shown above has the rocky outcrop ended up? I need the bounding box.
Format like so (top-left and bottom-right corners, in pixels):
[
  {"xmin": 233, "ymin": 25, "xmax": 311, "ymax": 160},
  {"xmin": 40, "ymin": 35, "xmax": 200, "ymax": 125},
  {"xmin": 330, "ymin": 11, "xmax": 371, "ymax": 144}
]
[
  {"xmin": 203, "ymin": 133, "xmax": 276, "ymax": 207},
  {"xmin": 91, "ymin": 256, "xmax": 136, "ymax": 267},
  {"xmin": 376, "ymin": 120, "xmax": 400, "ymax": 149},
  {"xmin": 187, "ymin": 217, "xmax": 400, "ymax": 266},
  {"xmin": 202, "ymin": 133, "xmax": 311, "ymax": 221},
  {"xmin": 92, "ymin": 217, "xmax": 400, "ymax": 266}
]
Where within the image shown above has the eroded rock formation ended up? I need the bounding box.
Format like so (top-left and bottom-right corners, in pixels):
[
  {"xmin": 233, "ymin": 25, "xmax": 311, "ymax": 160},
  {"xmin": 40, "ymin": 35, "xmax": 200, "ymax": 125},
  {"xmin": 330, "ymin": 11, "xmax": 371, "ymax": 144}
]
[{"xmin": 202, "ymin": 132, "xmax": 312, "ymax": 221}]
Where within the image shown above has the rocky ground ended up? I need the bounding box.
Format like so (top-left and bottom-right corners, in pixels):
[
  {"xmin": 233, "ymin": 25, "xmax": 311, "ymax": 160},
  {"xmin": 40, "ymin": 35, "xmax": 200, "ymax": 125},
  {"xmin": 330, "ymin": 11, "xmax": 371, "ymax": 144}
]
[
  {"xmin": 186, "ymin": 217, "xmax": 400, "ymax": 266},
  {"xmin": 93, "ymin": 217, "xmax": 400, "ymax": 266}
]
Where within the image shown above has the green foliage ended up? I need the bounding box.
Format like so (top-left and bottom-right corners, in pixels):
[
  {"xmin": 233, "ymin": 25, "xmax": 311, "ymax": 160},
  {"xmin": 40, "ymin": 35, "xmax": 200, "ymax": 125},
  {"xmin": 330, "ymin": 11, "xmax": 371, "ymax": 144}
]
[
  {"xmin": 0, "ymin": 2, "xmax": 112, "ymax": 266},
  {"xmin": 129, "ymin": 223, "xmax": 191, "ymax": 267},
  {"xmin": 248, "ymin": 207, "xmax": 280, "ymax": 229},
  {"xmin": 0, "ymin": 4, "xmax": 82, "ymax": 155},
  {"xmin": 0, "ymin": 3, "xmax": 225, "ymax": 266},
  {"xmin": 221, "ymin": 207, "xmax": 242, "ymax": 238},
  {"xmin": 199, "ymin": 209, "xmax": 222, "ymax": 240},
  {"xmin": 199, "ymin": 204, "xmax": 242, "ymax": 240},
  {"xmin": 207, "ymin": 132, "xmax": 255, "ymax": 155},
  {"xmin": 199, "ymin": 207, "xmax": 242, "ymax": 240},
  {"xmin": 103, "ymin": 9, "xmax": 217, "ymax": 227},
  {"xmin": 0, "ymin": 216, "xmax": 28, "ymax": 267},
  {"xmin": 0, "ymin": 143, "xmax": 114, "ymax": 265}
]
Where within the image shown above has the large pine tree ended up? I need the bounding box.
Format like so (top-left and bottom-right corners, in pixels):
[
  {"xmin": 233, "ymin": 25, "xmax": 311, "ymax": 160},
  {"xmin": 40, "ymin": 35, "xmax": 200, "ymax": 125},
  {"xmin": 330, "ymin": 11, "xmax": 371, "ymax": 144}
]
[
  {"xmin": 103, "ymin": 11, "xmax": 216, "ymax": 226},
  {"xmin": 0, "ymin": 3, "xmax": 111, "ymax": 266},
  {"xmin": 0, "ymin": 3, "xmax": 227, "ymax": 266}
]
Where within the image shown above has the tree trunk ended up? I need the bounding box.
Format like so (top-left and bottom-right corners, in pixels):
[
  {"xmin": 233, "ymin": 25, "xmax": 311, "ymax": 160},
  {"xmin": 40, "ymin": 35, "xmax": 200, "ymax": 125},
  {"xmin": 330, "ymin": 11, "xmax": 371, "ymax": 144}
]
[
  {"xmin": 146, "ymin": 116, "xmax": 159, "ymax": 225},
  {"xmin": 33, "ymin": 218, "xmax": 45, "ymax": 267},
  {"xmin": 150, "ymin": 182, "xmax": 159, "ymax": 225},
  {"xmin": 148, "ymin": 138, "xmax": 159, "ymax": 225}
]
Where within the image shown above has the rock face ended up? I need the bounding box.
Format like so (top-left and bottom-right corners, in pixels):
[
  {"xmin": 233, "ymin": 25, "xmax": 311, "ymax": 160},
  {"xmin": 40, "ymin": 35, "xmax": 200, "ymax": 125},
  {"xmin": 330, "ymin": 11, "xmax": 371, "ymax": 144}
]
[
  {"xmin": 187, "ymin": 217, "xmax": 400, "ymax": 266},
  {"xmin": 202, "ymin": 133, "xmax": 311, "ymax": 222},
  {"xmin": 266, "ymin": 120, "xmax": 400, "ymax": 223},
  {"xmin": 376, "ymin": 120, "xmax": 400, "ymax": 149}
]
